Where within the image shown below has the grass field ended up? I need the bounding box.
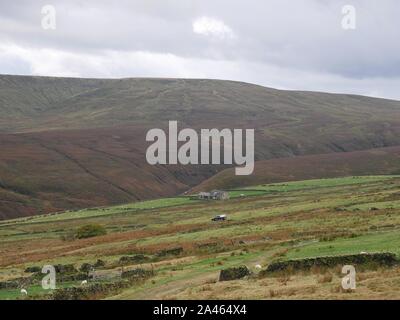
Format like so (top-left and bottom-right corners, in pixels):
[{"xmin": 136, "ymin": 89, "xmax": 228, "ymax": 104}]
[{"xmin": 1, "ymin": 175, "xmax": 400, "ymax": 300}]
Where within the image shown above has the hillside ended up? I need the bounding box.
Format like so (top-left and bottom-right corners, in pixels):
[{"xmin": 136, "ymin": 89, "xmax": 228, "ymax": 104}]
[
  {"xmin": 1, "ymin": 74, "xmax": 400, "ymax": 219},
  {"xmin": 192, "ymin": 146, "xmax": 400, "ymax": 192},
  {"xmin": 1, "ymin": 176, "xmax": 400, "ymax": 299}
]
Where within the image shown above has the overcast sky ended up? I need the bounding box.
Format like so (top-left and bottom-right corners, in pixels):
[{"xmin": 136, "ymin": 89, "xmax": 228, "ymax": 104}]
[{"xmin": 0, "ymin": 0, "xmax": 399, "ymax": 99}]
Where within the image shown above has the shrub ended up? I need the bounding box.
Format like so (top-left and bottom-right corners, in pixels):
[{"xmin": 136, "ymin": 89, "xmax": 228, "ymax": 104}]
[
  {"xmin": 75, "ymin": 224, "xmax": 107, "ymax": 239},
  {"xmin": 24, "ymin": 266, "xmax": 41, "ymax": 273},
  {"xmin": 219, "ymin": 265, "xmax": 251, "ymax": 281}
]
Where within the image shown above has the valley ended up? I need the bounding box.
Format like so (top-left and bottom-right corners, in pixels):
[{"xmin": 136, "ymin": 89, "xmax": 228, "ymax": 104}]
[{"xmin": 1, "ymin": 75, "xmax": 400, "ymax": 300}]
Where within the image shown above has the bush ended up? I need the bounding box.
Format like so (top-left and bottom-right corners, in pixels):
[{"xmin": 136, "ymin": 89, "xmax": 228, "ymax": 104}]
[
  {"xmin": 219, "ymin": 265, "xmax": 251, "ymax": 281},
  {"xmin": 75, "ymin": 224, "xmax": 107, "ymax": 239},
  {"xmin": 24, "ymin": 266, "xmax": 41, "ymax": 273}
]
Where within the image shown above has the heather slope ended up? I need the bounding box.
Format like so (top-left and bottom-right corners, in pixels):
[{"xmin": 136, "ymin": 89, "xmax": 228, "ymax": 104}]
[
  {"xmin": 1, "ymin": 74, "xmax": 400, "ymax": 219},
  {"xmin": 192, "ymin": 146, "xmax": 400, "ymax": 192}
]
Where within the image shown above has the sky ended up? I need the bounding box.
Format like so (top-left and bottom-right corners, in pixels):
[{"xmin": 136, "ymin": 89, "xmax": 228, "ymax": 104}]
[{"xmin": 0, "ymin": 0, "xmax": 399, "ymax": 99}]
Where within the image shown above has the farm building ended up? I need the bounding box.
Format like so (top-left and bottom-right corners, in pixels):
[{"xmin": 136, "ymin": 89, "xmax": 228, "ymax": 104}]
[
  {"xmin": 198, "ymin": 192, "xmax": 212, "ymax": 200},
  {"xmin": 198, "ymin": 190, "xmax": 229, "ymax": 200}
]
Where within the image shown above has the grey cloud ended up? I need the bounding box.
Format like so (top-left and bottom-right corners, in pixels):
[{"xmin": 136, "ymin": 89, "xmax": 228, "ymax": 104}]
[{"xmin": 0, "ymin": 0, "xmax": 399, "ymax": 99}]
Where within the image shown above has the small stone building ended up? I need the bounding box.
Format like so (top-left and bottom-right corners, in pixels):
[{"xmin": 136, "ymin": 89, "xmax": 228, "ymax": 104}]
[
  {"xmin": 198, "ymin": 190, "xmax": 229, "ymax": 200},
  {"xmin": 198, "ymin": 192, "xmax": 212, "ymax": 200}
]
